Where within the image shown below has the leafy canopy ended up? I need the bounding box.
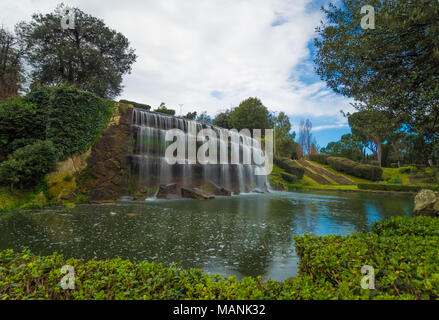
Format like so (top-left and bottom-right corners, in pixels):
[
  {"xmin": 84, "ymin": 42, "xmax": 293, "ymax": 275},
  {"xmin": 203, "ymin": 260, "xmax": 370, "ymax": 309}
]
[{"xmin": 16, "ymin": 4, "xmax": 137, "ymax": 98}]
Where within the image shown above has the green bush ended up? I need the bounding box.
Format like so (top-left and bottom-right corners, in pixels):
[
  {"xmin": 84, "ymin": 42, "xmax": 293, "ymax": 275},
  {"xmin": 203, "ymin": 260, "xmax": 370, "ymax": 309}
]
[
  {"xmin": 1, "ymin": 217, "xmax": 437, "ymax": 300},
  {"xmin": 327, "ymin": 157, "xmax": 382, "ymax": 181},
  {"xmin": 273, "ymin": 157, "xmax": 304, "ymax": 179},
  {"xmin": 280, "ymin": 172, "xmax": 297, "ymax": 183},
  {"xmin": 119, "ymin": 99, "xmax": 151, "ymax": 111},
  {"xmin": 309, "ymin": 154, "xmax": 330, "ymax": 165},
  {"xmin": 371, "ymin": 216, "xmax": 439, "ymax": 237},
  {"xmin": 0, "ymin": 140, "xmax": 57, "ymax": 188},
  {"xmin": 357, "ymin": 183, "xmax": 439, "ymax": 192},
  {"xmin": 24, "ymin": 85, "xmax": 114, "ymax": 161},
  {"xmin": 0, "ymin": 98, "xmax": 45, "ymax": 154},
  {"xmin": 154, "ymin": 106, "xmax": 176, "ymax": 115},
  {"xmin": 295, "ymin": 216, "xmax": 439, "ymax": 300}
]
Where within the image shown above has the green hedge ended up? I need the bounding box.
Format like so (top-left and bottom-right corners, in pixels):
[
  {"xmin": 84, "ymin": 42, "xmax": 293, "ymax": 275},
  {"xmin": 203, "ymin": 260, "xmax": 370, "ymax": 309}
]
[
  {"xmin": 280, "ymin": 172, "xmax": 297, "ymax": 183},
  {"xmin": 154, "ymin": 106, "xmax": 176, "ymax": 115},
  {"xmin": 119, "ymin": 99, "xmax": 151, "ymax": 111},
  {"xmin": 1, "ymin": 217, "xmax": 437, "ymax": 300},
  {"xmin": 327, "ymin": 157, "xmax": 382, "ymax": 181},
  {"xmin": 357, "ymin": 183, "xmax": 439, "ymax": 192},
  {"xmin": 273, "ymin": 157, "xmax": 304, "ymax": 179},
  {"xmin": 371, "ymin": 216, "xmax": 439, "ymax": 237},
  {"xmin": 295, "ymin": 216, "xmax": 439, "ymax": 300},
  {"xmin": 0, "ymin": 140, "xmax": 57, "ymax": 188},
  {"xmin": 24, "ymin": 86, "xmax": 114, "ymax": 161},
  {"xmin": 309, "ymin": 154, "xmax": 330, "ymax": 165}
]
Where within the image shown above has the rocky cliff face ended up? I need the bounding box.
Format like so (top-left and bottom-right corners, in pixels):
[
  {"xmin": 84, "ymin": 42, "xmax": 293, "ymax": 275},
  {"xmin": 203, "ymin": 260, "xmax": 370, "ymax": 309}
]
[{"xmin": 79, "ymin": 103, "xmax": 134, "ymax": 201}]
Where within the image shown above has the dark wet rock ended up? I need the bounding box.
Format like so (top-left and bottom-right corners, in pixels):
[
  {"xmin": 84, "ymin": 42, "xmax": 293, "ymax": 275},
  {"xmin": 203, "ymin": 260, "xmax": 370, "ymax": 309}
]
[
  {"xmin": 81, "ymin": 103, "xmax": 133, "ymax": 201},
  {"xmin": 156, "ymin": 183, "xmax": 178, "ymax": 199},
  {"xmin": 181, "ymin": 187, "xmax": 215, "ymax": 200},
  {"xmin": 200, "ymin": 180, "xmax": 232, "ymax": 196},
  {"xmin": 251, "ymin": 188, "xmax": 265, "ymax": 194},
  {"xmin": 133, "ymin": 187, "xmax": 149, "ymax": 201}
]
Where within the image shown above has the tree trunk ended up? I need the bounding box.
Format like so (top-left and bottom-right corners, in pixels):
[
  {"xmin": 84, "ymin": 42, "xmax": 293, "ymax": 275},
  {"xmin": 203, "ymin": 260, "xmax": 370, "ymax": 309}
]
[{"xmin": 376, "ymin": 140, "xmax": 382, "ymax": 167}]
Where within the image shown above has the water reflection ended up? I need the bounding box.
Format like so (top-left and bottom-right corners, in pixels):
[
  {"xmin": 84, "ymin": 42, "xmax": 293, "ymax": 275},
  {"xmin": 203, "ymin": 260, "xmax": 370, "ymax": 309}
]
[{"xmin": 0, "ymin": 191, "xmax": 413, "ymax": 280}]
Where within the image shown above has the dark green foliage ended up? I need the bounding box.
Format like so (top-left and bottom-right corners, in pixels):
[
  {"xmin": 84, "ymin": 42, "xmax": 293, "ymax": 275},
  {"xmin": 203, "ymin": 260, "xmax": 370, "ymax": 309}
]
[
  {"xmin": 371, "ymin": 216, "xmax": 439, "ymax": 237},
  {"xmin": 273, "ymin": 112, "xmax": 295, "ymax": 158},
  {"xmin": 0, "ymin": 98, "xmax": 45, "ymax": 154},
  {"xmin": 119, "ymin": 100, "xmax": 150, "ymax": 111},
  {"xmin": 320, "ymin": 134, "xmax": 366, "ymax": 163},
  {"xmin": 295, "ymin": 219, "xmax": 439, "ymax": 299},
  {"xmin": 309, "ymin": 153, "xmax": 330, "ymax": 165},
  {"xmin": 280, "ymin": 172, "xmax": 297, "ymax": 183},
  {"xmin": 314, "ymin": 1, "xmax": 439, "ymax": 163},
  {"xmin": 183, "ymin": 111, "xmax": 197, "ymax": 120},
  {"xmin": 0, "ymin": 217, "xmax": 437, "ymax": 300},
  {"xmin": 327, "ymin": 157, "xmax": 382, "ymax": 181},
  {"xmin": 25, "ymin": 85, "xmax": 114, "ymax": 161},
  {"xmin": 154, "ymin": 106, "xmax": 176, "ymax": 115},
  {"xmin": 273, "ymin": 157, "xmax": 304, "ymax": 179},
  {"xmin": 229, "ymin": 98, "xmax": 271, "ymax": 131},
  {"xmin": 0, "ymin": 140, "xmax": 57, "ymax": 188},
  {"xmin": 357, "ymin": 183, "xmax": 439, "ymax": 193},
  {"xmin": 16, "ymin": 4, "xmax": 136, "ymax": 98},
  {"xmin": 212, "ymin": 109, "xmax": 232, "ymax": 129},
  {"xmin": 0, "ymin": 28, "xmax": 24, "ymax": 100}
]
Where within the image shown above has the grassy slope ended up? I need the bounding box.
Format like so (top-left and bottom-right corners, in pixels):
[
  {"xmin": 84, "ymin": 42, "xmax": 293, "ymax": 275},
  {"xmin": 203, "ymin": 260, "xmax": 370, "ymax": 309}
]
[
  {"xmin": 0, "ymin": 187, "xmax": 39, "ymax": 212},
  {"xmin": 280, "ymin": 160, "xmax": 418, "ymax": 192}
]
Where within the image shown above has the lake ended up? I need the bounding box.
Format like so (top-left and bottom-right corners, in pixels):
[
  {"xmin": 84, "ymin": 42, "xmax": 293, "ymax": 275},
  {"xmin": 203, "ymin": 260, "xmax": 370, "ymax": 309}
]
[{"xmin": 0, "ymin": 190, "xmax": 413, "ymax": 281}]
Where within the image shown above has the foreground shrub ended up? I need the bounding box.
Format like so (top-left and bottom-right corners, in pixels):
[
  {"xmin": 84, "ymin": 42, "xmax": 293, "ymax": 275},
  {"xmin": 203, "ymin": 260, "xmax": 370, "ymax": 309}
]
[
  {"xmin": 295, "ymin": 216, "xmax": 439, "ymax": 300},
  {"xmin": 274, "ymin": 157, "xmax": 304, "ymax": 179},
  {"xmin": 371, "ymin": 216, "xmax": 439, "ymax": 237},
  {"xmin": 0, "ymin": 140, "xmax": 57, "ymax": 188},
  {"xmin": 327, "ymin": 157, "xmax": 382, "ymax": 181},
  {"xmin": 0, "ymin": 217, "xmax": 437, "ymax": 300},
  {"xmin": 357, "ymin": 183, "xmax": 439, "ymax": 192}
]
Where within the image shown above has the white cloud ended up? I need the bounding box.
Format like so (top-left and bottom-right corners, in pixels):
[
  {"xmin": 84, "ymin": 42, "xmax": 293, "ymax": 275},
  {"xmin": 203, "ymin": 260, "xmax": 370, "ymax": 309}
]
[{"xmin": 1, "ymin": 0, "xmax": 353, "ymax": 117}]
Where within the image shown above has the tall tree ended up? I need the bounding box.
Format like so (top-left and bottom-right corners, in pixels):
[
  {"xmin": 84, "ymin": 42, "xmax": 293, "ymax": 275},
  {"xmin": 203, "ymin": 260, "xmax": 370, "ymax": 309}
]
[
  {"xmin": 314, "ymin": 0, "xmax": 439, "ymax": 162},
  {"xmin": 273, "ymin": 112, "xmax": 295, "ymax": 157},
  {"xmin": 0, "ymin": 28, "xmax": 24, "ymax": 101},
  {"xmin": 16, "ymin": 4, "xmax": 136, "ymax": 98},
  {"xmin": 347, "ymin": 109, "xmax": 398, "ymax": 166},
  {"xmin": 320, "ymin": 133, "xmax": 365, "ymax": 162},
  {"xmin": 229, "ymin": 98, "xmax": 271, "ymax": 131},
  {"xmin": 213, "ymin": 109, "xmax": 233, "ymax": 129}
]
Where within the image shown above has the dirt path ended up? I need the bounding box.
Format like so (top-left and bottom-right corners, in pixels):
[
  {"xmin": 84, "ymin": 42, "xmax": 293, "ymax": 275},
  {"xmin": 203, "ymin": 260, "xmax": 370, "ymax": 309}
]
[{"xmin": 297, "ymin": 159, "xmax": 356, "ymax": 185}]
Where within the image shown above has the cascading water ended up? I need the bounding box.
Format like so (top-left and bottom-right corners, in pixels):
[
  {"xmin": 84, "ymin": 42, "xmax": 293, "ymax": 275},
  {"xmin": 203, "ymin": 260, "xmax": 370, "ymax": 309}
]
[{"xmin": 130, "ymin": 108, "xmax": 268, "ymax": 197}]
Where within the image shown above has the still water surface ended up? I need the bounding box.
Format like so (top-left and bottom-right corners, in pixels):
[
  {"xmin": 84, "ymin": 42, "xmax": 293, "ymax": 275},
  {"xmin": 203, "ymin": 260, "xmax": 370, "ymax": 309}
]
[{"xmin": 0, "ymin": 191, "xmax": 413, "ymax": 280}]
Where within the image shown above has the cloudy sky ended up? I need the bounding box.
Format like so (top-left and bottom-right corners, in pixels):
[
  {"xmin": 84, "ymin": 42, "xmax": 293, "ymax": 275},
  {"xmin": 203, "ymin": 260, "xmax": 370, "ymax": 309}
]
[{"xmin": 0, "ymin": 0, "xmax": 354, "ymax": 148}]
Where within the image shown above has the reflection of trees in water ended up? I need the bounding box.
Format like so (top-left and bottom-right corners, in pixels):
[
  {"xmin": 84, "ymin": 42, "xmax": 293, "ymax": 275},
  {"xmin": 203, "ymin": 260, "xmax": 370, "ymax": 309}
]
[{"xmin": 291, "ymin": 192, "xmax": 412, "ymax": 235}]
